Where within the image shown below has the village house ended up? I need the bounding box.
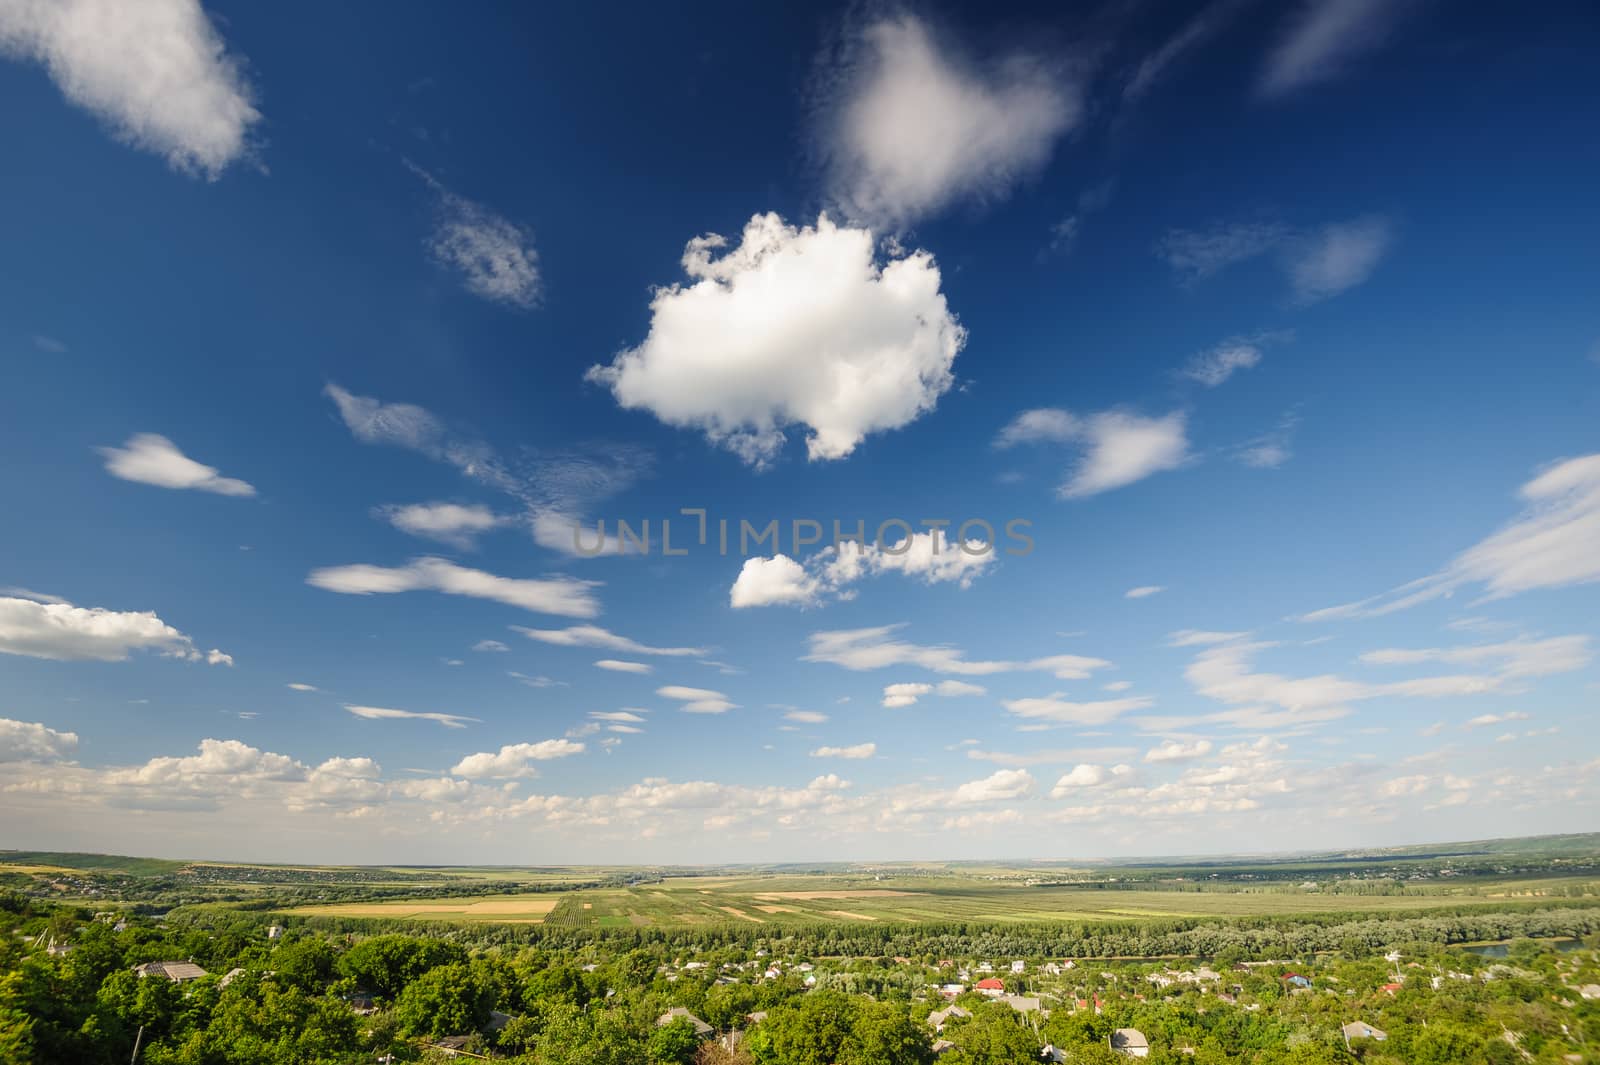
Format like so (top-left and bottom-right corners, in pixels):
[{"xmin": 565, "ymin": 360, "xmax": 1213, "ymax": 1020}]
[
  {"xmin": 1342, "ymin": 1021, "xmax": 1388, "ymax": 1042},
  {"xmin": 656, "ymin": 1007, "xmax": 714, "ymax": 1038},
  {"xmin": 927, "ymin": 1005, "xmax": 971, "ymax": 1032},
  {"xmin": 1111, "ymin": 1028, "xmax": 1151, "ymax": 1058},
  {"xmin": 134, "ymin": 961, "xmax": 208, "ymax": 982},
  {"xmin": 975, "ymin": 977, "xmax": 1006, "ymax": 996}
]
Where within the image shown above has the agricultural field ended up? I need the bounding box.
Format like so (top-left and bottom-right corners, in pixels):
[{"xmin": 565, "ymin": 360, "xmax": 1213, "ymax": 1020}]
[
  {"xmin": 281, "ymin": 870, "xmax": 1600, "ymax": 928},
  {"xmin": 283, "ymin": 892, "xmax": 566, "ymax": 923}
]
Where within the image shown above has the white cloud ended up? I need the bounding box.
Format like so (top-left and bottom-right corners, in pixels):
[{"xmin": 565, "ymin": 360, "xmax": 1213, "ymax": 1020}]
[
  {"xmin": 587, "ymin": 212, "xmax": 964, "ymax": 467},
  {"xmin": 1049, "ymin": 763, "xmax": 1133, "ymax": 796},
  {"xmin": 952, "ymin": 768, "xmax": 1035, "ymax": 804},
  {"xmin": 98, "ymin": 433, "xmax": 254, "ymax": 496},
  {"xmin": 1144, "ymin": 739, "xmax": 1214, "ymax": 763},
  {"xmin": 815, "ymin": 14, "xmax": 1080, "ymax": 228},
  {"xmin": 410, "ymin": 163, "xmax": 540, "ymax": 308},
  {"xmin": 732, "ymin": 532, "xmax": 998, "ymax": 609},
  {"xmin": 1286, "ymin": 216, "xmax": 1391, "ymax": 304},
  {"xmin": 657, "ymin": 685, "xmax": 737, "ymax": 715},
  {"xmin": 287, "ymin": 682, "xmax": 317, "ymax": 691},
  {"xmin": 378, "ymin": 502, "xmax": 504, "ymax": 548},
  {"xmin": 1169, "ymin": 629, "xmax": 1250, "ymax": 647},
  {"xmin": 1359, "ymin": 636, "xmax": 1590, "ymax": 679},
  {"xmin": 106, "ymin": 738, "xmax": 308, "ymax": 790},
  {"xmin": 1182, "ymin": 340, "xmax": 1263, "ymax": 387},
  {"xmin": 343, "ymin": 704, "xmax": 478, "ymax": 729},
  {"xmin": 472, "ymin": 640, "xmax": 509, "ymax": 653},
  {"xmin": 450, "ymin": 740, "xmax": 585, "ymax": 779},
  {"xmin": 0, "ymin": 594, "xmax": 230, "ymax": 664},
  {"xmin": 806, "ymin": 624, "xmax": 1110, "ymax": 680},
  {"xmin": 1125, "ymin": 585, "xmax": 1165, "ymax": 599},
  {"xmin": 1001, "ymin": 693, "xmax": 1155, "ymax": 727},
  {"xmin": 1299, "ymin": 454, "xmax": 1600, "ymax": 620},
  {"xmin": 594, "ymin": 659, "xmax": 652, "ymax": 674},
  {"xmin": 810, "ymin": 743, "xmax": 877, "ymax": 760},
  {"xmin": 0, "ymin": 718, "xmax": 78, "ymax": 762},
  {"xmin": 590, "ymin": 710, "xmax": 647, "ymax": 723},
  {"xmin": 881, "ymin": 679, "xmax": 985, "ymax": 708},
  {"xmin": 307, "ymin": 557, "xmax": 599, "ymax": 618},
  {"xmin": 995, "ymin": 409, "xmax": 1190, "ymax": 498},
  {"xmin": 785, "ymin": 710, "xmax": 829, "ymax": 724},
  {"xmin": 513, "ymin": 624, "xmax": 706, "ymax": 657},
  {"xmin": 1260, "ymin": 0, "xmax": 1409, "ymax": 97},
  {"xmin": 0, "ymin": 0, "xmax": 260, "ymax": 178},
  {"xmin": 730, "ymin": 555, "xmax": 823, "ymax": 608},
  {"xmin": 1463, "ymin": 711, "xmax": 1530, "ymax": 731},
  {"xmin": 1103, "ymin": 680, "xmax": 1133, "ymax": 692}
]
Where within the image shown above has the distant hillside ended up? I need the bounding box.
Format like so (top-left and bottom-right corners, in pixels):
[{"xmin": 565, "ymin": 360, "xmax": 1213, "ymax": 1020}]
[{"xmin": 0, "ymin": 850, "xmax": 188, "ymax": 877}]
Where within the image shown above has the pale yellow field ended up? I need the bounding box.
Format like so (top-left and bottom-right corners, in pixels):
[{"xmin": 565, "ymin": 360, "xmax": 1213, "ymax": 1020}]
[{"xmin": 287, "ymin": 893, "xmax": 563, "ymax": 923}]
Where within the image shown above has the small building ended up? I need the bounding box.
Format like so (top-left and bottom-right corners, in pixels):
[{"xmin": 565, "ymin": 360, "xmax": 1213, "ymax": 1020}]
[
  {"xmin": 1041, "ymin": 1045, "xmax": 1069, "ymax": 1063},
  {"xmin": 134, "ymin": 961, "xmax": 208, "ymax": 982},
  {"xmin": 1578, "ymin": 985, "xmax": 1600, "ymax": 1000},
  {"xmin": 425, "ymin": 1035, "xmax": 486, "ymax": 1059},
  {"xmin": 938, "ymin": 982, "xmax": 966, "ymax": 999},
  {"xmin": 1283, "ymin": 974, "xmax": 1311, "ymax": 989},
  {"xmin": 1000, "ymin": 995, "xmax": 1041, "ymax": 1014},
  {"xmin": 1342, "ymin": 1021, "xmax": 1388, "ymax": 1042},
  {"xmin": 975, "ymin": 977, "xmax": 1006, "ymax": 996},
  {"xmin": 1111, "ymin": 1028, "xmax": 1150, "ymax": 1058},
  {"xmin": 1380, "ymin": 982, "xmax": 1403, "ymax": 995},
  {"xmin": 928, "ymin": 1005, "xmax": 971, "ymax": 1031},
  {"xmin": 1011, "ymin": 960, "xmax": 1026, "ymax": 973},
  {"xmin": 656, "ymin": 1007, "xmax": 714, "ymax": 1038},
  {"xmin": 266, "ymin": 924, "xmax": 285, "ymax": 940},
  {"xmin": 932, "ymin": 1038, "xmax": 956, "ymax": 1057}
]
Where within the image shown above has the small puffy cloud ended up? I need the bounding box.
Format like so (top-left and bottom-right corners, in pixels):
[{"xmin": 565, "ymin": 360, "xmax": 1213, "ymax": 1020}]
[
  {"xmin": 952, "ymin": 768, "xmax": 1035, "ymax": 803},
  {"xmin": 733, "ymin": 533, "xmax": 997, "ymax": 610},
  {"xmin": 810, "ymin": 743, "xmax": 877, "ymax": 760},
  {"xmin": 815, "ymin": 14, "xmax": 1080, "ymax": 228},
  {"xmin": 98, "ymin": 433, "xmax": 254, "ymax": 496},
  {"xmin": 657, "ymin": 685, "xmax": 737, "ymax": 714},
  {"xmin": 588, "ymin": 212, "xmax": 964, "ymax": 467},
  {"xmin": 730, "ymin": 555, "xmax": 823, "ymax": 608},
  {"xmin": 1144, "ymin": 739, "xmax": 1214, "ymax": 763},
  {"xmin": 0, "ymin": 594, "xmax": 230, "ymax": 665},
  {"xmin": 589, "ymin": 710, "xmax": 647, "ymax": 723},
  {"xmin": 287, "ymin": 682, "xmax": 318, "ymax": 691},
  {"xmin": 513, "ymin": 624, "xmax": 706, "ymax": 657},
  {"xmin": 1103, "ymin": 680, "xmax": 1133, "ymax": 692},
  {"xmin": 410, "ymin": 164, "xmax": 540, "ymax": 308},
  {"xmin": 0, "ymin": 0, "xmax": 260, "ymax": 177},
  {"xmin": 343, "ymin": 704, "xmax": 479, "ymax": 729},
  {"xmin": 0, "ymin": 718, "xmax": 79, "ymax": 762},
  {"xmin": 1287, "ymin": 216, "xmax": 1391, "ymax": 304},
  {"xmin": 307, "ymin": 557, "xmax": 598, "ymax": 618},
  {"xmin": 881, "ymin": 679, "xmax": 985, "ymax": 708},
  {"xmin": 1125, "ymin": 585, "xmax": 1165, "ymax": 599},
  {"xmin": 1260, "ymin": 0, "xmax": 1411, "ymax": 96},
  {"xmin": 1049, "ymin": 763, "xmax": 1132, "ymax": 796},
  {"xmin": 472, "ymin": 640, "xmax": 509, "ymax": 653},
  {"xmin": 995, "ymin": 409, "xmax": 1190, "ymax": 498},
  {"xmin": 785, "ymin": 710, "xmax": 829, "ymax": 724},
  {"xmin": 450, "ymin": 740, "xmax": 585, "ymax": 779},
  {"xmin": 595, "ymin": 659, "xmax": 652, "ymax": 674},
  {"xmin": 378, "ymin": 502, "xmax": 504, "ymax": 548}
]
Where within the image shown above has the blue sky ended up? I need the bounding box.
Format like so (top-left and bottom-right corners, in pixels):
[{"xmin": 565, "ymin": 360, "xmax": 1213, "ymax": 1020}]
[{"xmin": 1, "ymin": 0, "xmax": 1597, "ymax": 865}]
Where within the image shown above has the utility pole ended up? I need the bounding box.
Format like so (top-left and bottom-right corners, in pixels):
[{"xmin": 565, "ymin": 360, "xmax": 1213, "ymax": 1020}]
[{"xmin": 130, "ymin": 1025, "xmax": 145, "ymax": 1064}]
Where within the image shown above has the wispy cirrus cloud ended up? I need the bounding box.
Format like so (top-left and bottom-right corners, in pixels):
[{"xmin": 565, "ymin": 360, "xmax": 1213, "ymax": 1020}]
[
  {"xmin": 408, "ymin": 162, "xmax": 540, "ymax": 308},
  {"xmin": 343, "ymin": 705, "xmax": 479, "ymax": 729},
  {"xmin": 307, "ymin": 557, "xmax": 599, "ymax": 618},
  {"xmin": 1260, "ymin": 0, "xmax": 1415, "ymax": 97},
  {"xmin": 1298, "ymin": 454, "xmax": 1600, "ymax": 621},
  {"xmin": 806, "ymin": 624, "xmax": 1110, "ymax": 680}
]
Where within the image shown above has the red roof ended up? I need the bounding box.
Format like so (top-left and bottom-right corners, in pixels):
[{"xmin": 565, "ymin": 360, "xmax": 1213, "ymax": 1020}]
[{"xmin": 975, "ymin": 978, "xmax": 1005, "ymax": 990}]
